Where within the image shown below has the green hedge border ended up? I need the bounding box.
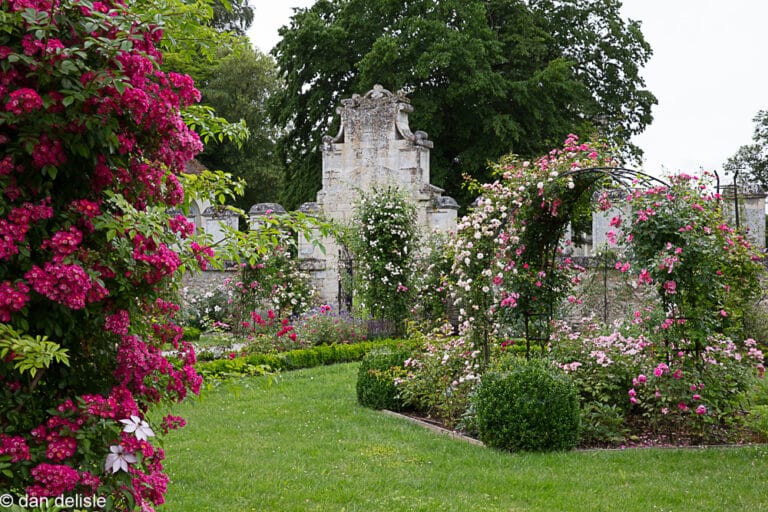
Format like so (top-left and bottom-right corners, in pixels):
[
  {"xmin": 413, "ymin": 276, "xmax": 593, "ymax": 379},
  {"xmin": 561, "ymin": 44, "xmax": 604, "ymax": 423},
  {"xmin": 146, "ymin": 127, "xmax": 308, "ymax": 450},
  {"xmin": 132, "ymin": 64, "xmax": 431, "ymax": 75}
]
[{"xmin": 195, "ymin": 338, "xmax": 420, "ymax": 378}]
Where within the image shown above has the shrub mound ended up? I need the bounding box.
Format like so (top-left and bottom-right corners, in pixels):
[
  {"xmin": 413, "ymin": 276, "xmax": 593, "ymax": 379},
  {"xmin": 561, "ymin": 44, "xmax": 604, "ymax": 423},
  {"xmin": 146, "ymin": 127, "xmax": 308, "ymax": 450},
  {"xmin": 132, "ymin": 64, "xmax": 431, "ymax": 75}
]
[
  {"xmin": 474, "ymin": 358, "xmax": 580, "ymax": 452},
  {"xmin": 356, "ymin": 347, "xmax": 413, "ymax": 411}
]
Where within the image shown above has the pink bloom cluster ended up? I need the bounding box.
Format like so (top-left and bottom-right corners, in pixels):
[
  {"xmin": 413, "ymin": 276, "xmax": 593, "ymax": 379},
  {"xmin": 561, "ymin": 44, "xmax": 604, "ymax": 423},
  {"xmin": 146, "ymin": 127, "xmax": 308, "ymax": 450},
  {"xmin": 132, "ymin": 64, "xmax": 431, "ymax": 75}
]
[
  {"xmin": 4, "ymin": 87, "xmax": 42, "ymax": 115},
  {"xmin": 190, "ymin": 241, "xmax": 215, "ymax": 270},
  {"xmin": 0, "ymin": 280, "xmax": 30, "ymax": 321},
  {"xmin": 42, "ymin": 226, "xmax": 83, "ymax": 257},
  {"xmin": 169, "ymin": 214, "xmax": 195, "ymax": 238},
  {"xmin": 132, "ymin": 234, "xmax": 182, "ymax": 284},
  {"xmin": 105, "ymin": 309, "xmax": 131, "ymax": 335},
  {"xmin": 45, "ymin": 434, "xmax": 77, "ymax": 462},
  {"xmin": 25, "ymin": 261, "xmax": 98, "ymax": 310},
  {"xmin": 79, "ymin": 387, "xmax": 140, "ymax": 420},
  {"xmin": 32, "ymin": 134, "xmax": 67, "ymax": 169},
  {"xmin": 0, "ymin": 199, "xmax": 53, "ymax": 261},
  {"xmin": 27, "ymin": 463, "xmax": 80, "ymax": 498},
  {"xmin": 0, "ymin": 434, "xmax": 31, "ymax": 462},
  {"xmin": 160, "ymin": 414, "xmax": 186, "ymax": 434}
]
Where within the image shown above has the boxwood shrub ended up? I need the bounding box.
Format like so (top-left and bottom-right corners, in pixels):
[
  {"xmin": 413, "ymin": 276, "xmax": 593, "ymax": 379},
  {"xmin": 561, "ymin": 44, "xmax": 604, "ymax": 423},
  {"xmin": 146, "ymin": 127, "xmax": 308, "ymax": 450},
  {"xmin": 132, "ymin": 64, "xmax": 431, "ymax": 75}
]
[
  {"xmin": 474, "ymin": 357, "xmax": 580, "ymax": 452},
  {"xmin": 183, "ymin": 326, "xmax": 202, "ymax": 341},
  {"xmin": 356, "ymin": 347, "xmax": 414, "ymax": 411}
]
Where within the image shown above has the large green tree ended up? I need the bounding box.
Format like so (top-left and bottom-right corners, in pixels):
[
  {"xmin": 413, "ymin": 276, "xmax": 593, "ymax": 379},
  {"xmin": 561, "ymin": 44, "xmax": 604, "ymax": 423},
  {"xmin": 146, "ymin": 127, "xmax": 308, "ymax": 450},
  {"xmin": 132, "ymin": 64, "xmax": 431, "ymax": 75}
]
[
  {"xmin": 724, "ymin": 110, "xmax": 768, "ymax": 190},
  {"xmin": 270, "ymin": 0, "xmax": 656, "ymax": 209},
  {"xmin": 136, "ymin": 0, "xmax": 249, "ymax": 81},
  {"xmin": 196, "ymin": 48, "xmax": 284, "ymax": 210}
]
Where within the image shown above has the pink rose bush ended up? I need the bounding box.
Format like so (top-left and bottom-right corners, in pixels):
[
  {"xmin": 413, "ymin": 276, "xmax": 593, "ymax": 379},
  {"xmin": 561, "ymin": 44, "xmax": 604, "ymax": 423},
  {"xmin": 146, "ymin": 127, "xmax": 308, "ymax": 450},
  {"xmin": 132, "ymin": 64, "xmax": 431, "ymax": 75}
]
[
  {"xmin": 550, "ymin": 172, "xmax": 766, "ymax": 442},
  {"xmin": 0, "ymin": 0, "xmax": 212, "ymax": 508}
]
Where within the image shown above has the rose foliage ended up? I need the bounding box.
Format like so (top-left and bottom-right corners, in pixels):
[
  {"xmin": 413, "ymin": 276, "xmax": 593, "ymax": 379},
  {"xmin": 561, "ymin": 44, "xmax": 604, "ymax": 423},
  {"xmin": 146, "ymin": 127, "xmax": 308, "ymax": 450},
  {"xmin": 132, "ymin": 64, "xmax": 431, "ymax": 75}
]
[{"xmin": 0, "ymin": 0, "xmax": 222, "ymax": 508}]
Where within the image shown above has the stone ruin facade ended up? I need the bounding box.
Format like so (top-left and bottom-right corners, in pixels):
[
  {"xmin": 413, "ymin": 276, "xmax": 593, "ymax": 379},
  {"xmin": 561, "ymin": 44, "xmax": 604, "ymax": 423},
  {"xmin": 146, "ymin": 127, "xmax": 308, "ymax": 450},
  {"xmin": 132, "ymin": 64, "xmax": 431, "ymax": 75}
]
[
  {"xmin": 296, "ymin": 85, "xmax": 459, "ymax": 310},
  {"xmin": 181, "ymin": 86, "xmax": 459, "ymax": 309},
  {"xmin": 721, "ymin": 183, "xmax": 767, "ymax": 247}
]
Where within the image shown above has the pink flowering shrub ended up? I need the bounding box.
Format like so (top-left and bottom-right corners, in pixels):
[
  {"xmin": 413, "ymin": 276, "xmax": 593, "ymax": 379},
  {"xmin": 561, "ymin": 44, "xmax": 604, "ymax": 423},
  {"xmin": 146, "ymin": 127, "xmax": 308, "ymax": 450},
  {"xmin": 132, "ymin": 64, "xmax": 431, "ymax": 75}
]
[
  {"xmin": 232, "ymin": 246, "xmax": 316, "ymax": 325},
  {"xmin": 548, "ymin": 173, "xmax": 766, "ymax": 443},
  {"xmin": 294, "ymin": 305, "xmax": 367, "ymax": 346},
  {"xmin": 551, "ymin": 318, "xmax": 764, "ymax": 443},
  {"xmin": 615, "ymin": 172, "xmax": 764, "ymax": 350},
  {"xmin": 179, "ymin": 244, "xmax": 316, "ymax": 334},
  {"xmin": 240, "ymin": 309, "xmax": 308, "ymax": 354},
  {"xmin": 0, "ymin": 0, "xmax": 211, "ymax": 508}
]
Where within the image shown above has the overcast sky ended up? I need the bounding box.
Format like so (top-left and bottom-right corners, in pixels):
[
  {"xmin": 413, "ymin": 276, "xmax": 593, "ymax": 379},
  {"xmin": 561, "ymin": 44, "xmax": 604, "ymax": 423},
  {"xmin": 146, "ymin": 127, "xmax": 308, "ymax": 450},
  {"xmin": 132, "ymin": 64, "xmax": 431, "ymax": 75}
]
[{"xmin": 248, "ymin": 1, "xmax": 767, "ymax": 180}]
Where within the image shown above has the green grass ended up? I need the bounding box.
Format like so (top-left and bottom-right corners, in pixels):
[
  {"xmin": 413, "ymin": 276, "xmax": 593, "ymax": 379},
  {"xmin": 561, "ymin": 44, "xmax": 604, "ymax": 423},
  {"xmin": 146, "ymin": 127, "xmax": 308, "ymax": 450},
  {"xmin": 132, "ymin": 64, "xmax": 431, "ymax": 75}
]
[{"xmin": 159, "ymin": 363, "xmax": 768, "ymax": 512}]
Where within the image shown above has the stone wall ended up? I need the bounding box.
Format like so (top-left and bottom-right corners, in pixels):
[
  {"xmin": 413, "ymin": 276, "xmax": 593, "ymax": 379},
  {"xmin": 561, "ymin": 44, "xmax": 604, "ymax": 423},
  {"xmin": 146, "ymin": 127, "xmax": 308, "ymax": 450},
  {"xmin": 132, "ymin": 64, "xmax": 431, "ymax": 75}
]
[
  {"xmin": 721, "ymin": 184, "xmax": 766, "ymax": 248},
  {"xmin": 180, "ymin": 268, "xmax": 236, "ymax": 301}
]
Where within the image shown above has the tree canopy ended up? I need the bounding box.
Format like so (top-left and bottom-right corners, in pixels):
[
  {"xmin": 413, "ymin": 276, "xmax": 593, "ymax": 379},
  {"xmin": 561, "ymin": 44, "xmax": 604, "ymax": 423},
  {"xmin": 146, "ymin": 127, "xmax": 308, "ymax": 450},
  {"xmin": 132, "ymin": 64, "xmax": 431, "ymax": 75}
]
[
  {"xmin": 196, "ymin": 47, "xmax": 284, "ymax": 210},
  {"xmin": 270, "ymin": 0, "xmax": 657, "ymax": 209},
  {"xmin": 135, "ymin": 0, "xmax": 250, "ymax": 81},
  {"xmin": 724, "ymin": 110, "xmax": 768, "ymax": 190},
  {"xmin": 210, "ymin": 0, "xmax": 255, "ymax": 35}
]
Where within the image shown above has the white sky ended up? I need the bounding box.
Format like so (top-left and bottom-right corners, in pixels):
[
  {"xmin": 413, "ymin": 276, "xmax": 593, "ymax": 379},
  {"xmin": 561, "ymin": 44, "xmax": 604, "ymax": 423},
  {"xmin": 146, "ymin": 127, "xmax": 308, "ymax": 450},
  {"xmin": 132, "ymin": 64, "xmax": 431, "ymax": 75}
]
[{"xmin": 248, "ymin": 1, "xmax": 767, "ymax": 180}]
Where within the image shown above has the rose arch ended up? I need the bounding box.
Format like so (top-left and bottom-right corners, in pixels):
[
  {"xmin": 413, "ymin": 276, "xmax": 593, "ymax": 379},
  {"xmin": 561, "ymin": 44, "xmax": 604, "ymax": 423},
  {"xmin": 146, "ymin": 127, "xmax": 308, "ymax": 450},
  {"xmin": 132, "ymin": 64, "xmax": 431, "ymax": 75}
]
[{"xmin": 453, "ymin": 135, "xmax": 756, "ymax": 358}]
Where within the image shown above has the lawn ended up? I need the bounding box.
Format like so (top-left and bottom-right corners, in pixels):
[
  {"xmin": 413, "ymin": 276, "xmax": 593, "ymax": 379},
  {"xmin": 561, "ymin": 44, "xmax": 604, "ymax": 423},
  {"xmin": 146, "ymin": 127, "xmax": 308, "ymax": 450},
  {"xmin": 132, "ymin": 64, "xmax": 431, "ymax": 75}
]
[{"xmin": 159, "ymin": 363, "xmax": 768, "ymax": 512}]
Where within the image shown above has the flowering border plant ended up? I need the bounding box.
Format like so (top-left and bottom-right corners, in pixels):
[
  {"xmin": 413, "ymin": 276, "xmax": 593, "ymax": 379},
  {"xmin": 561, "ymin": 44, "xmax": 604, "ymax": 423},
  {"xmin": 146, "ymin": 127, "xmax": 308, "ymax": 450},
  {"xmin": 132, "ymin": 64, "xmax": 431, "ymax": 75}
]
[
  {"xmin": 395, "ymin": 324, "xmax": 481, "ymax": 428},
  {"xmin": 550, "ymin": 317, "xmax": 764, "ymax": 443},
  {"xmin": 550, "ymin": 171, "xmax": 766, "ymax": 442},
  {"xmin": 0, "ymin": 0, "xmax": 225, "ymax": 508}
]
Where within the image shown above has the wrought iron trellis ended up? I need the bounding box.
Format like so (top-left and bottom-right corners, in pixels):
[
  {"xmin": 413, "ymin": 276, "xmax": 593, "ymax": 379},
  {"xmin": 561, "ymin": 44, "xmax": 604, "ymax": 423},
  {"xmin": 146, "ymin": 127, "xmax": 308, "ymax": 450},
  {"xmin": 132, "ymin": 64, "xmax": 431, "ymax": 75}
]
[
  {"xmin": 557, "ymin": 166, "xmax": 669, "ymax": 190},
  {"xmin": 518, "ymin": 166, "xmax": 669, "ymax": 357},
  {"xmin": 338, "ymin": 245, "xmax": 354, "ymax": 313}
]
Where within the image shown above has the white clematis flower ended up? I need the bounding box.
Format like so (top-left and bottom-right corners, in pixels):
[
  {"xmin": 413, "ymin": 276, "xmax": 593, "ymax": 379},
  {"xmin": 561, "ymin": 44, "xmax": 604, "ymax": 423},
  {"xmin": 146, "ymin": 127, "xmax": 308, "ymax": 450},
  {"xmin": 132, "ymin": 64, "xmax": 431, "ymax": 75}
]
[
  {"xmin": 104, "ymin": 444, "xmax": 137, "ymax": 474},
  {"xmin": 120, "ymin": 415, "xmax": 155, "ymax": 441}
]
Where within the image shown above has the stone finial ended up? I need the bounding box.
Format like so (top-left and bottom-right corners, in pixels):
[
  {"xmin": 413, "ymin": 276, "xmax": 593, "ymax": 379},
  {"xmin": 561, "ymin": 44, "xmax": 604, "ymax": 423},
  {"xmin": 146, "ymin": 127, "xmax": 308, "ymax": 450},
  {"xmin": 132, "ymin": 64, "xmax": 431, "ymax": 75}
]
[
  {"xmin": 435, "ymin": 196, "xmax": 459, "ymax": 210},
  {"xmin": 368, "ymin": 84, "xmax": 388, "ymax": 99},
  {"xmin": 248, "ymin": 203, "xmax": 287, "ymax": 216},
  {"xmin": 202, "ymin": 206, "xmax": 238, "ymax": 219},
  {"xmin": 298, "ymin": 202, "xmax": 320, "ymax": 215}
]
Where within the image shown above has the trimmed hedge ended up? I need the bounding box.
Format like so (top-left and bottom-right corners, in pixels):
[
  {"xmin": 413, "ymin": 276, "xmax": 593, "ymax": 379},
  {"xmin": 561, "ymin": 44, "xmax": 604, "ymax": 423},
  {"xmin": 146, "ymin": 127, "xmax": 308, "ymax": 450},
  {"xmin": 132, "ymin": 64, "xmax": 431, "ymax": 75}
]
[
  {"xmin": 182, "ymin": 326, "xmax": 202, "ymax": 341},
  {"xmin": 356, "ymin": 347, "xmax": 413, "ymax": 411},
  {"xmin": 195, "ymin": 338, "xmax": 419, "ymax": 379},
  {"xmin": 474, "ymin": 357, "xmax": 581, "ymax": 452}
]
